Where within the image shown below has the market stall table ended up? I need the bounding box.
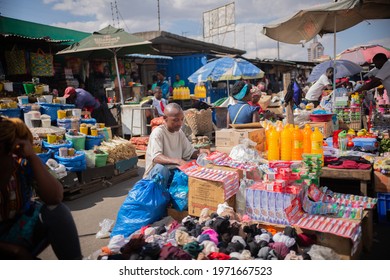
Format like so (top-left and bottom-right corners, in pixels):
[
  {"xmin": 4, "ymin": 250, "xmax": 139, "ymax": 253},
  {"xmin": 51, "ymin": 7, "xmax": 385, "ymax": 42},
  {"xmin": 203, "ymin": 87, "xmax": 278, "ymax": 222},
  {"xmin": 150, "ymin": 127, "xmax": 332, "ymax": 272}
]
[{"xmin": 320, "ymin": 167, "xmax": 372, "ymax": 196}]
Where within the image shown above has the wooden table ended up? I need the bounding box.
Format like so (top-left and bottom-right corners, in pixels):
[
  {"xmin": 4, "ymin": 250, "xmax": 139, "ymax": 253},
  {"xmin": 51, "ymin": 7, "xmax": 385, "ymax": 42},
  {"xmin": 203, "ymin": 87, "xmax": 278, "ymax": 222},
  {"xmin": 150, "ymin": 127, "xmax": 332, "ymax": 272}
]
[{"xmin": 320, "ymin": 167, "xmax": 372, "ymax": 196}]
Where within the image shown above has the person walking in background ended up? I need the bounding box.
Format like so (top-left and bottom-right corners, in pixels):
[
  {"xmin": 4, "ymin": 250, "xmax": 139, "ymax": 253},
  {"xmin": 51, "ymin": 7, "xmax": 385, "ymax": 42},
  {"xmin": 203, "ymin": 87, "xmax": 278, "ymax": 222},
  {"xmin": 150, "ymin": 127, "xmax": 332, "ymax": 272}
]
[
  {"xmin": 0, "ymin": 117, "xmax": 82, "ymax": 259},
  {"xmin": 172, "ymin": 74, "xmax": 185, "ymax": 88}
]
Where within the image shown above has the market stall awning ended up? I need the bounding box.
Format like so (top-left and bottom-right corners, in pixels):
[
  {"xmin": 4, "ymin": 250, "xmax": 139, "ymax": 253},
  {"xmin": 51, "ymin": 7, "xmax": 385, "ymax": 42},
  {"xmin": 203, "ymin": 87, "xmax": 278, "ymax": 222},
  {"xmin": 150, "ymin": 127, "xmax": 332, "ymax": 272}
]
[
  {"xmin": 126, "ymin": 53, "xmax": 173, "ymax": 60},
  {"xmin": 0, "ymin": 16, "xmax": 90, "ymax": 44}
]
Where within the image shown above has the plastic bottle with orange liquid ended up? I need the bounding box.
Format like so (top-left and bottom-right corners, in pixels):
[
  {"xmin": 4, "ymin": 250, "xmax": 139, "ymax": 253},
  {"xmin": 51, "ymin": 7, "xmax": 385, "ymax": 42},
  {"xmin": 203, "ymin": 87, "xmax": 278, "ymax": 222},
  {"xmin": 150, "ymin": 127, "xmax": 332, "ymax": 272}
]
[
  {"xmin": 280, "ymin": 125, "xmax": 292, "ymax": 161},
  {"xmin": 311, "ymin": 127, "xmax": 324, "ymax": 165},
  {"xmin": 291, "ymin": 125, "xmax": 303, "ymax": 160},
  {"xmin": 268, "ymin": 127, "xmax": 280, "ymax": 160},
  {"xmin": 302, "ymin": 124, "xmax": 312, "ymax": 154}
]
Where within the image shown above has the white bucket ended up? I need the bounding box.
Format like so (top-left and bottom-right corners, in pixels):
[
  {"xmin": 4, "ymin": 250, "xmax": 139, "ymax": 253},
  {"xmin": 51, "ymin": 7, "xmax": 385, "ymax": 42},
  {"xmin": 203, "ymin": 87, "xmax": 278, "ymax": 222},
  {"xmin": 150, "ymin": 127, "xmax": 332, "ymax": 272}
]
[
  {"xmin": 17, "ymin": 96, "xmax": 29, "ymax": 105},
  {"xmin": 41, "ymin": 118, "xmax": 51, "ymax": 128},
  {"xmin": 57, "ymin": 97, "xmax": 66, "ymax": 104},
  {"xmin": 43, "ymin": 95, "xmax": 53, "ymax": 103},
  {"xmin": 72, "ymin": 108, "xmax": 82, "ymax": 118},
  {"xmin": 43, "ymin": 85, "xmax": 49, "ymax": 92},
  {"xmin": 3, "ymin": 82, "xmax": 13, "ymax": 92}
]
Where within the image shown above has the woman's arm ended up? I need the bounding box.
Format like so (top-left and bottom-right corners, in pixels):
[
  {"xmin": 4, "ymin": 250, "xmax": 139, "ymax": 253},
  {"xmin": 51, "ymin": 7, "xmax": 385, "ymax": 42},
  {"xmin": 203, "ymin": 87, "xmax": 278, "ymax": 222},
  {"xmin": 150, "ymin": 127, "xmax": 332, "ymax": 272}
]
[{"xmin": 14, "ymin": 139, "xmax": 63, "ymax": 204}]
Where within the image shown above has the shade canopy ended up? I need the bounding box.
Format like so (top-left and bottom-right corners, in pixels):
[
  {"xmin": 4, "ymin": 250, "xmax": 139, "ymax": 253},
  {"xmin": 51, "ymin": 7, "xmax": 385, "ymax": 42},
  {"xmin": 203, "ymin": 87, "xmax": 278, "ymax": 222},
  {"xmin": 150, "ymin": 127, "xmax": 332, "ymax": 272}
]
[
  {"xmin": 307, "ymin": 59, "xmax": 363, "ymax": 83},
  {"xmin": 57, "ymin": 25, "xmax": 154, "ymax": 104},
  {"xmin": 262, "ymin": 0, "xmax": 390, "ymax": 45},
  {"xmin": 188, "ymin": 57, "xmax": 264, "ymax": 84},
  {"xmin": 336, "ymin": 44, "xmax": 390, "ymax": 65},
  {"xmin": 57, "ymin": 25, "xmax": 154, "ymax": 59}
]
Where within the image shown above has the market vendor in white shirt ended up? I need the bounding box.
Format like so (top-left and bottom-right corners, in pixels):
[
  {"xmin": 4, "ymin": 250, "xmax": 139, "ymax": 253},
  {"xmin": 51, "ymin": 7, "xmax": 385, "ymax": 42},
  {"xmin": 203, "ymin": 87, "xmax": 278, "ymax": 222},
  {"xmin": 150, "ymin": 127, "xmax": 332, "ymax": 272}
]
[
  {"xmin": 352, "ymin": 53, "xmax": 390, "ymax": 100},
  {"xmin": 143, "ymin": 103, "xmax": 210, "ymax": 187},
  {"xmin": 149, "ymin": 86, "xmax": 167, "ymax": 116},
  {"xmin": 304, "ymin": 67, "xmax": 334, "ymax": 107}
]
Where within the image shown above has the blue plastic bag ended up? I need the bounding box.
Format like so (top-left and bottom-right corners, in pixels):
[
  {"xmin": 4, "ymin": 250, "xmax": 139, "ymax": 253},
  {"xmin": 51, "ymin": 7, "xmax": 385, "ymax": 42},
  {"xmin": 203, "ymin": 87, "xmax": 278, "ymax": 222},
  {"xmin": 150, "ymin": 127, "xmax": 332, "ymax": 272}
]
[
  {"xmin": 110, "ymin": 175, "xmax": 170, "ymax": 238},
  {"xmin": 54, "ymin": 151, "xmax": 87, "ymax": 172},
  {"xmin": 168, "ymin": 170, "xmax": 189, "ymax": 211}
]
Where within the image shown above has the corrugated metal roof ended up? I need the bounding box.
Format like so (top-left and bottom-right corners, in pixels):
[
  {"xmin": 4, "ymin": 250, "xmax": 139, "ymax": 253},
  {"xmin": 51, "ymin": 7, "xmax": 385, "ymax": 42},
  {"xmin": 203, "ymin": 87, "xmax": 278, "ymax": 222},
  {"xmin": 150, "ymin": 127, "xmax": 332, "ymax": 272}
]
[{"xmin": 0, "ymin": 16, "xmax": 90, "ymax": 44}]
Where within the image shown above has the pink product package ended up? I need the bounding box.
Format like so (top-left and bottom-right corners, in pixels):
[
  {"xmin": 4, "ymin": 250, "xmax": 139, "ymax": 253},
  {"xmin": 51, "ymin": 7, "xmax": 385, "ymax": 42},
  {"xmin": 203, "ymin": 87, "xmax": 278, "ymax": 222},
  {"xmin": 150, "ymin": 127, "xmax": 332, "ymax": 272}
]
[
  {"xmin": 267, "ymin": 191, "xmax": 276, "ymax": 223},
  {"xmin": 245, "ymin": 188, "xmax": 255, "ymax": 219},
  {"xmin": 253, "ymin": 189, "xmax": 262, "ymax": 221},
  {"xmin": 259, "ymin": 190, "xmax": 268, "ymax": 222}
]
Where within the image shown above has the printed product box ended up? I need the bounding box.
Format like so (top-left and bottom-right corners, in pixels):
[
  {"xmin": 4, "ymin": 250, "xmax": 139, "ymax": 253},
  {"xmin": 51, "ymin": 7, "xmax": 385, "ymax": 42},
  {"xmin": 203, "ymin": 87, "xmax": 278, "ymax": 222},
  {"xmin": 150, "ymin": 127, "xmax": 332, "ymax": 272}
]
[
  {"xmin": 215, "ymin": 128, "xmax": 266, "ymax": 152},
  {"xmin": 307, "ymin": 120, "xmax": 333, "ymax": 138},
  {"xmin": 188, "ymin": 176, "xmax": 236, "ymax": 217}
]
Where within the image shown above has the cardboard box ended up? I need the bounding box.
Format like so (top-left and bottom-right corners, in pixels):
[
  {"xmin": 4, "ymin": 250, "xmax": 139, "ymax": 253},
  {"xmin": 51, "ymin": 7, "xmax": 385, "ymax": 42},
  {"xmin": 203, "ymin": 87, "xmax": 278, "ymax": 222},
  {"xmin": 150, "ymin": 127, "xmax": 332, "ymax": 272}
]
[
  {"xmin": 374, "ymin": 171, "xmax": 390, "ymax": 193},
  {"xmin": 297, "ymin": 227, "xmax": 362, "ymax": 260},
  {"xmin": 215, "ymin": 128, "xmax": 265, "ymax": 152},
  {"xmin": 267, "ymin": 106, "xmax": 283, "ymax": 115},
  {"xmin": 308, "ymin": 120, "xmax": 333, "ymax": 138},
  {"xmin": 205, "ymin": 164, "xmax": 244, "ymax": 180},
  {"xmin": 188, "ymin": 176, "xmax": 236, "ymax": 217},
  {"xmin": 167, "ymin": 207, "xmax": 189, "ymax": 222}
]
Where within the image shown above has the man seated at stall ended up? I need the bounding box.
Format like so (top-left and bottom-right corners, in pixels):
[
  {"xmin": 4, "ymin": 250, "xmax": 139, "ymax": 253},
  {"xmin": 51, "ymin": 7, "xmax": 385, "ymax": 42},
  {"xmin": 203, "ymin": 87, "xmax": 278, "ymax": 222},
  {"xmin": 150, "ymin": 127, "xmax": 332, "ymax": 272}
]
[
  {"xmin": 144, "ymin": 86, "xmax": 167, "ymax": 117},
  {"xmin": 143, "ymin": 103, "xmax": 209, "ymax": 187},
  {"xmin": 227, "ymin": 81, "xmax": 260, "ymax": 127}
]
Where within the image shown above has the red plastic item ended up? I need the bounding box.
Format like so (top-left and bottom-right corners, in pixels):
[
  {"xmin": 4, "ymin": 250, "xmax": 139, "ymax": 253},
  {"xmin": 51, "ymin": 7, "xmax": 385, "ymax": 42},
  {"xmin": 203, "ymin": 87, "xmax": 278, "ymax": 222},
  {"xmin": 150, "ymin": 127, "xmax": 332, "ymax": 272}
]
[
  {"xmin": 309, "ymin": 114, "xmax": 334, "ymax": 122},
  {"xmin": 333, "ymin": 129, "xmax": 343, "ymax": 148}
]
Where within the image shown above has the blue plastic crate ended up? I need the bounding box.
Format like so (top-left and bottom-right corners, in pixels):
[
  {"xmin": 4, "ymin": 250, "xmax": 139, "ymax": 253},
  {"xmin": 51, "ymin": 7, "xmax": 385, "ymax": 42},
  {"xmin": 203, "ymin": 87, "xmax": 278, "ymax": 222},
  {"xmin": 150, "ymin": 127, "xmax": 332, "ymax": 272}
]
[
  {"xmin": 377, "ymin": 193, "xmax": 390, "ymax": 224},
  {"xmin": 80, "ymin": 118, "xmax": 97, "ymax": 125},
  {"xmin": 0, "ymin": 108, "xmax": 21, "ymax": 119},
  {"xmin": 40, "ymin": 103, "xmax": 62, "ymax": 121},
  {"xmin": 114, "ymin": 157, "xmax": 138, "ymax": 174}
]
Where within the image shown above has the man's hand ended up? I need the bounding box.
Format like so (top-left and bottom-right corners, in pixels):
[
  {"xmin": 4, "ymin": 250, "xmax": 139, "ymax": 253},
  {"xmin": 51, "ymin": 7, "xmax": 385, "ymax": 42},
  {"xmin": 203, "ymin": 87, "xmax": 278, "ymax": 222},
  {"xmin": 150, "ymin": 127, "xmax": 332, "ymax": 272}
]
[
  {"xmin": 176, "ymin": 159, "xmax": 188, "ymax": 166},
  {"xmin": 199, "ymin": 148, "xmax": 211, "ymax": 155}
]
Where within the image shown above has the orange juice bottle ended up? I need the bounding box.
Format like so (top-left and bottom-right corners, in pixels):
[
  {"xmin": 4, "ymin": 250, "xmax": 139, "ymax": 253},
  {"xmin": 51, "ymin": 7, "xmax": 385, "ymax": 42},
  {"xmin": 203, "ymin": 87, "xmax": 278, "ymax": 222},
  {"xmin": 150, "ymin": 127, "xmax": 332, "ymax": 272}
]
[
  {"xmin": 268, "ymin": 127, "xmax": 280, "ymax": 160},
  {"xmin": 302, "ymin": 124, "xmax": 312, "ymax": 154},
  {"xmin": 280, "ymin": 125, "xmax": 292, "ymax": 161},
  {"xmin": 291, "ymin": 125, "xmax": 303, "ymax": 160},
  {"xmin": 311, "ymin": 127, "xmax": 324, "ymax": 165}
]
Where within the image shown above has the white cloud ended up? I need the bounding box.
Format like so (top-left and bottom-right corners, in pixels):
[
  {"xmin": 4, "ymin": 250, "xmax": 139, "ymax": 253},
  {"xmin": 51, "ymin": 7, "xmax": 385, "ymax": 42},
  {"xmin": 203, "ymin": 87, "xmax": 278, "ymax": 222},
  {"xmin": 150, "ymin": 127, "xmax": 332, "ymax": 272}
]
[{"xmin": 41, "ymin": 0, "xmax": 390, "ymax": 61}]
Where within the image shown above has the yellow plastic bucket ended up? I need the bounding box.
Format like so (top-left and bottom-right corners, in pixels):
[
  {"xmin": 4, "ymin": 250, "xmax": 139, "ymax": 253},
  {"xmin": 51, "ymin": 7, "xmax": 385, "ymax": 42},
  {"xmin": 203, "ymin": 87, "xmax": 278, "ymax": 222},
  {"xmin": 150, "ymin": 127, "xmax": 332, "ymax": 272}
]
[
  {"xmin": 35, "ymin": 85, "xmax": 44, "ymax": 94},
  {"xmin": 47, "ymin": 134, "xmax": 57, "ymax": 144},
  {"xmin": 57, "ymin": 110, "xmax": 66, "ymax": 119},
  {"xmin": 80, "ymin": 126, "xmax": 88, "ymax": 135}
]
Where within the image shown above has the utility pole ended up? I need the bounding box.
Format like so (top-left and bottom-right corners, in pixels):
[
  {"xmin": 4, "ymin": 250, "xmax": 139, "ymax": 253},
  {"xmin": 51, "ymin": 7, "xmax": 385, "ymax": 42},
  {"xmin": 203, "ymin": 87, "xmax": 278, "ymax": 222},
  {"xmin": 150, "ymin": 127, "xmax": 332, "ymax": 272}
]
[
  {"xmin": 157, "ymin": 0, "xmax": 161, "ymax": 31},
  {"xmin": 277, "ymin": 41, "xmax": 280, "ymax": 60}
]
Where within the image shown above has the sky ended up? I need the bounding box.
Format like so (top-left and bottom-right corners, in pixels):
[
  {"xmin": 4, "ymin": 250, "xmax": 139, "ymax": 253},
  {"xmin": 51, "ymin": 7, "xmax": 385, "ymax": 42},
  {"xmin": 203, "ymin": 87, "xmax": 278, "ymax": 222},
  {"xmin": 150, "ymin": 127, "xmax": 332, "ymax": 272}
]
[{"xmin": 1, "ymin": 0, "xmax": 390, "ymax": 62}]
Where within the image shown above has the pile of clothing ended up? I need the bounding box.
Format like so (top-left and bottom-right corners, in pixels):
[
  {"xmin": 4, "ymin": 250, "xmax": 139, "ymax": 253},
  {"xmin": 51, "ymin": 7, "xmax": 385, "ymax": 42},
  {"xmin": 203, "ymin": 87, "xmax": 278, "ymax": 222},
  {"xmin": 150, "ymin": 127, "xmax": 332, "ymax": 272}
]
[{"xmin": 95, "ymin": 204, "xmax": 340, "ymax": 260}]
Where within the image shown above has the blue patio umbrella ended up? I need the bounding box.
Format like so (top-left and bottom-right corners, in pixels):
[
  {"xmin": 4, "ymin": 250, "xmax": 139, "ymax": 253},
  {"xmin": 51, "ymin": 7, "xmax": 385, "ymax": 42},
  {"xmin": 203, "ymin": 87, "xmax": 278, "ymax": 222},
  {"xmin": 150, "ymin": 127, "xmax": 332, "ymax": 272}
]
[
  {"xmin": 307, "ymin": 59, "xmax": 362, "ymax": 83},
  {"xmin": 188, "ymin": 57, "xmax": 264, "ymax": 95}
]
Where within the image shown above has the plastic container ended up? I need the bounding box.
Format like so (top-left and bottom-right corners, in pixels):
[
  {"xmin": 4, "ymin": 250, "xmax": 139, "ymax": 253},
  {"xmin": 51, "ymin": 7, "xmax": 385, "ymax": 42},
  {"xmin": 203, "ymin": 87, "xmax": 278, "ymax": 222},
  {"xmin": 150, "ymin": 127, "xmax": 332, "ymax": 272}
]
[
  {"xmin": 85, "ymin": 134, "xmax": 104, "ymax": 150},
  {"xmin": 61, "ymin": 104, "xmax": 76, "ymax": 110},
  {"xmin": 352, "ymin": 137, "xmax": 377, "ymax": 148},
  {"xmin": 325, "ymin": 137, "xmax": 333, "ymax": 147},
  {"xmin": 268, "ymin": 127, "xmax": 280, "ymax": 160},
  {"xmin": 72, "ymin": 108, "xmax": 82, "ymax": 118},
  {"xmin": 281, "ymin": 125, "xmax": 292, "ymax": 161},
  {"xmin": 310, "ymin": 113, "xmax": 334, "ymax": 122},
  {"xmin": 98, "ymin": 127, "xmax": 112, "ymax": 141},
  {"xmin": 37, "ymin": 149, "xmax": 52, "ymax": 165},
  {"xmin": 40, "ymin": 103, "xmax": 63, "ymax": 121},
  {"xmin": 17, "ymin": 96, "xmax": 29, "ymax": 105},
  {"xmin": 42, "ymin": 140, "xmax": 73, "ymax": 153},
  {"xmin": 0, "ymin": 108, "xmax": 21, "ymax": 119},
  {"xmin": 377, "ymin": 193, "xmax": 390, "ymax": 224},
  {"xmin": 302, "ymin": 124, "xmax": 312, "ymax": 154},
  {"xmin": 54, "ymin": 150, "xmax": 86, "ymax": 172},
  {"xmin": 23, "ymin": 83, "xmax": 35, "ymax": 94},
  {"xmin": 41, "ymin": 118, "xmax": 51, "ymax": 128},
  {"xmin": 81, "ymin": 118, "xmax": 97, "ymax": 125},
  {"xmin": 95, "ymin": 152, "xmax": 109, "ymax": 167},
  {"xmin": 311, "ymin": 127, "xmax": 324, "ymax": 165},
  {"xmin": 43, "ymin": 95, "xmax": 53, "ymax": 103},
  {"xmin": 65, "ymin": 133, "xmax": 86, "ymax": 151},
  {"xmin": 291, "ymin": 126, "xmax": 303, "ymax": 160}
]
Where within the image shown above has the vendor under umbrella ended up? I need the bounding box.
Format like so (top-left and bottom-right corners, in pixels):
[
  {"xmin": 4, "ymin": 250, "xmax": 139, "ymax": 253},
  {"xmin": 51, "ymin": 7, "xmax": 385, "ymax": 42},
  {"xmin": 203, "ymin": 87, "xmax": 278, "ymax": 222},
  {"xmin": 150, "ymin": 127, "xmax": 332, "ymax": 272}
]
[{"xmin": 227, "ymin": 81, "xmax": 260, "ymax": 127}]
